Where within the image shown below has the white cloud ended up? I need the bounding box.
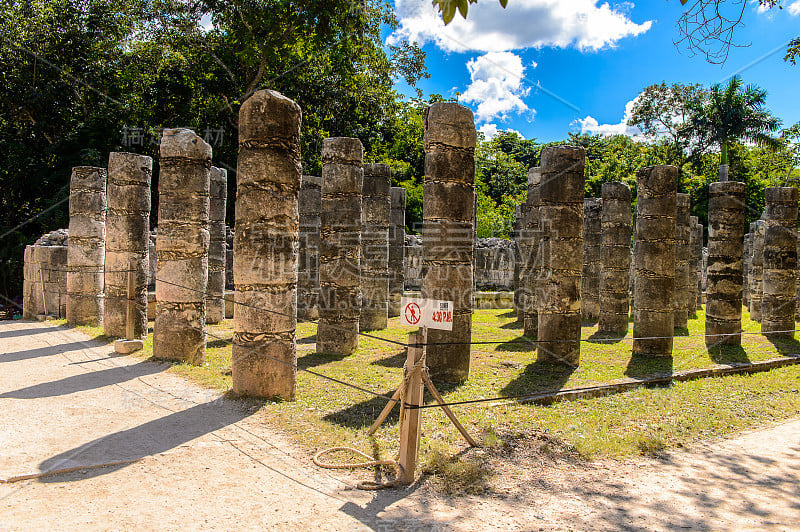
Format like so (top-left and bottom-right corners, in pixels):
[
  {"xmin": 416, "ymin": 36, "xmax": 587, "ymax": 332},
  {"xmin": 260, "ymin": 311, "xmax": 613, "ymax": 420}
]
[
  {"xmin": 479, "ymin": 124, "xmax": 522, "ymax": 139},
  {"xmin": 459, "ymin": 52, "xmax": 531, "ymax": 123},
  {"xmin": 575, "ymin": 98, "xmax": 643, "ymax": 137},
  {"xmin": 389, "ymin": 0, "xmax": 653, "ymax": 53},
  {"xmin": 788, "ymin": 1, "xmax": 800, "ymax": 15}
]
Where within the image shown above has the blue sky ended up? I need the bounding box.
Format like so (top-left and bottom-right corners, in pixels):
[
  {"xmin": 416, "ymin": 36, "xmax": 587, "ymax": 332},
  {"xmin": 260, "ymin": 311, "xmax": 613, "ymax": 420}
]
[{"xmin": 386, "ymin": 0, "xmax": 800, "ymax": 142}]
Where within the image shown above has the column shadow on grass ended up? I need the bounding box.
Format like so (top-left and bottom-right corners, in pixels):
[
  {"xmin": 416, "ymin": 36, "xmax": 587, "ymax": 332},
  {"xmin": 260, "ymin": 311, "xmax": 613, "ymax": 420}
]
[
  {"xmin": 371, "ymin": 350, "xmax": 408, "ymax": 368},
  {"xmin": 495, "ymin": 335, "xmax": 537, "ymax": 352},
  {"xmin": 586, "ymin": 331, "xmax": 626, "ymax": 345},
  {"xmin": 323, "ymin": 390, "xmax": 404, "ymax": 429},
  {"xmin": 500, "ymin": 320, "xmax": 523, "ymax": 330},
  {"xmin": 624, "ymin": 356, "xmax": 674, "ymax": 380},
  {"xmin": 765, "ymin": 335, "xmax": 800, "ymax": 357},
  {"xmin": 500, "ymin": 361, "xmax": 576, "ymax": 397},
  {"xmin": 298, "ymin": 352, "xmax": 348, "ymax": 370},
  {"xmin": 708, "ymin": 345, "xmax": 750, "ymax": 364}
]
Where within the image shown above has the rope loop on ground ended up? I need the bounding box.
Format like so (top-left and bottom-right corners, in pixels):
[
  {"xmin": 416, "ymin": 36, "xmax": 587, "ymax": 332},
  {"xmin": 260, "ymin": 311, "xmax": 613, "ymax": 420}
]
[{"xmin": 312, "ymin": 447, "xmax": 405, "ymax": 490}]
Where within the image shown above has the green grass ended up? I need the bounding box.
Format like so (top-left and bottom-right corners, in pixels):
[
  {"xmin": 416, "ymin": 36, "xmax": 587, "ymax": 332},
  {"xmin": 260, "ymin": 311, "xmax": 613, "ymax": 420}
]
[{"xmin": 54, "ymin": 305, "xmax": 800, "ymax": 464}]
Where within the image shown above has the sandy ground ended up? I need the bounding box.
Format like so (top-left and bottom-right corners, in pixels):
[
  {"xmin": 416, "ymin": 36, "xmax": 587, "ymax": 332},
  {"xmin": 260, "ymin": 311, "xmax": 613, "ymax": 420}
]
[{"xmin": 1, "ymin": 320, "xmax": 799, "ymax": 531}]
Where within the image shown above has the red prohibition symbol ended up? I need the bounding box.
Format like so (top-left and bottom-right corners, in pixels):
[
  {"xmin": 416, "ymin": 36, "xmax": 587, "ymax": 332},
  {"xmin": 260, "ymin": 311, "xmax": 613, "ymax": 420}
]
[{"xmin": 404, "ymin": 302, "xmax": 421, "ymax": 325}]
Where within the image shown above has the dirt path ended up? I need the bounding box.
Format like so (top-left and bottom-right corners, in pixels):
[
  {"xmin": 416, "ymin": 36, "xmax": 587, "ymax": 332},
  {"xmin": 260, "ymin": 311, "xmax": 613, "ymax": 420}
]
[{"xmin": 1, "ymin": 321, "xmax": 798, "ymax": 531}]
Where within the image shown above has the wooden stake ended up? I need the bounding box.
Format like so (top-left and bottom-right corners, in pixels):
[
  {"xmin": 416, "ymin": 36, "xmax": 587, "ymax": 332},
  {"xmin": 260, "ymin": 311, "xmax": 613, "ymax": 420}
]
[
  {"xmin": 397, "ymin": 330, "xmax": 425, "ymax": 484},
  {"xmin": 126, "ymin": 258, "xmax": 136, "ymax": 340},
  {"xmin": 367, "ymin": 384, "xmax": 403, "ymax": 436}
]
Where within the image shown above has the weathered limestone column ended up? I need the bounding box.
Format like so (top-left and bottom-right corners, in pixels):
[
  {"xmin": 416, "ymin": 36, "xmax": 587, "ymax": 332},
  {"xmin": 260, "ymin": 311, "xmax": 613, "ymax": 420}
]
[
  {"xmin": 762, "ymin": 187, "xmax": 798, "ymax": 337},
  {"xmin": 537, "ymin": 147, "xmax": 585, "ymax": 365},
  {"xmin": 581, "ymin": 198, "xmax": 602, "ymax": 322},
  {"xmin": 422, "ymin": 103, "xmax": 476, "ymax": 382},
  {"xmin": 688, "ymin": 215, "xmax": 700, "ymax": 318},
  {"xmin": 520, "ymin": 167, "xmax": 541, "ymax": 338},
  {"xmin": 104, "ymin": 152, "xmax": 152, "ymax": 338},
  {"xmin": 598, "ymin": 182, "xmax": 631, "ymax": 335},
  {"xmin": 674, "ymin": 193, "xmax": 691, "ymax": 329},
  {"xmin": 233, "ymin": 90, "xmax": 302, "ymax": 399},
  {"xmin": 317, "ymin": 137, "xmax": 363, "ymax": 355},
  {"xmin": 796, "ymin": 235, "xmax": 800, "ymax": 321},
  {"xmin": 206, "ymin": 166, "xmax": 227, "ymax": 324},
  {"xmin": 360, "ymin": 163, "xmax": 391, "ymax": 331},
  {"xmin": 749, "ymin": 221, "xmax": 766, "ymax": 321},
  {"xmin": 633, "ymin": 165, "xmax": 678, "ymax": 357},
  {"xmin": 743, "ymin": 232, "xmax": 753, "ymax": 309},
  {"xmin": 695, "ymin": 221, "xmax": 704, "ymax": 311},
  {"xmin": 705, "ymin": 181, "xmax": 746, "ymax": 346},
  {"xmin": 388, "ymin": 187, "xmax": 406, "ymax": 317},
  {"xmin": 513, "ymin": 204, "xmax": 523, "ymax": 315},
  {"xmin": 153, "ymin": 129, "xmax": 211, "ymax": 364},
  {"xmin": 66, "ymin": 166, "xmax": 107, "ymax": 326},
  {"xmin": 298, "ymin": 175, "xmax": 321, "ymax": 321}
]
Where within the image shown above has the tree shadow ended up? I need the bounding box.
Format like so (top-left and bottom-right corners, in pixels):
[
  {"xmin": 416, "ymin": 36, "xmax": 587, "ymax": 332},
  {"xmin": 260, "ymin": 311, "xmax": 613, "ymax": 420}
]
[
  {"xmin": 0, "ymin": 361, "xmax": 167, "ymax": 399},
  {"xmin": 37, "ymin": 400, "xmax": 249, "ymax": 482},
  {"xmin": 500, "ymin": 360, "xmax": 576, "ymax": 396},
  {"xmin": 674, "ymin": 327, "xmax": 690, "ymax": 337},
  {"xmin": 495, "ymin": 335, "xmax": 536, "ymax": 352},
  {"xmin": 586, "ymin": 331, "xmax": 626, "ymax": 345},
  {"xmin": 297, "ymin": 351, "xmax": 348, "ymax": 370},
  {"xmin": 624, "ymin": 355, "xmax": 674, "ymax": 380},
  {"xmin": 708, "ymin": 345, "xmax": 750, "ymax": 364}
]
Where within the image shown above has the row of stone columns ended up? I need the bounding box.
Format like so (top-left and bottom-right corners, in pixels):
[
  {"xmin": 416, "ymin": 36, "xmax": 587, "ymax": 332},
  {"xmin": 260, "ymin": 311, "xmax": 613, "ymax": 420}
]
[{"xmin": 153, "ymin": 128, "xmax": 212, "ymax": 365}]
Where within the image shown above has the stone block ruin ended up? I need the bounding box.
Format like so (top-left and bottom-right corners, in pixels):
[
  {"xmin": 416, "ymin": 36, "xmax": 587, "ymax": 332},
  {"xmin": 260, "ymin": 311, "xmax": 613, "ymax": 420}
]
[{"xmin": 22, "ymin": 88, "xmax": 800, "ymax": 400}]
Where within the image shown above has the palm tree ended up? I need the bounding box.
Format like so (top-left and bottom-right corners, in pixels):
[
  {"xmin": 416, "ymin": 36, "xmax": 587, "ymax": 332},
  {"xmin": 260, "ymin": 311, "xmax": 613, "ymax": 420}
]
[{"xmin": 692, "ymin": 76, "xmax": 781, "ymax": 181}]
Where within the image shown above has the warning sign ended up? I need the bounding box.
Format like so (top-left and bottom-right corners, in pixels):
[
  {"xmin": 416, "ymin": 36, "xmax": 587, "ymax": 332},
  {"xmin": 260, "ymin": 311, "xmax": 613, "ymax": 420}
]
[{"xmin": 399, "ymin": 297, "xmax": 454, "ymax": 331}]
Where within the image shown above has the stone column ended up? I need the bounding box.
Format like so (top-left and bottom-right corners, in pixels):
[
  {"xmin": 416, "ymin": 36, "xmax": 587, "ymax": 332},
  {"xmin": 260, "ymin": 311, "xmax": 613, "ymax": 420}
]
[
  {"xmin": 233, "ymin": 90, "xmax": 302, "ymax": 399},
  {"xmin": 705, "ymin": 181, "xmax": 745, "ymax": 346},
  {"xmin": 360, "ymin": 163, "xmax": 391, "ymax": 331},
  {"xmin": 422, "ymin": 102, "xmax": 476, "ymax": 382},
  {"xmin": 749, "ymin": 221, "xmax": 766, "ymax": 321},
  {"xmin": 388, "ymin": 187, "xmax": 406, "ymax": 317},
  {"xmin": 537, "ymin": 146, "xmax": 585, "ymax": 365},
  {"xmin": 66, "ymin": 166, "xmax": 107, "ymax": 326},
  {"xmin": 695, "ymin": 221, "xmax": 704, "ymax": 311},
  {"xmin": 104, "ymin": 152, "xmax": 152, "ymax": 338},
  {"xmin": 633, "ymin": 165, "xmax": 678, "ymax": 357},
  {"xmin": 317, "ymin": 137, "xmax": 363, "ymax": 355},
  {"xmin": 598, "ymin": 182, "xmax": 631, "ymax": 335},
  {"xmin": 581, "ymin": 198, "xmax": 602, "ymax": 322},
  {"xmin": 513, "ymin": 204, "xmax": 523, "ymax": 315},
  {"xmin": 153, "ymin": 129, "xmax": 211, "ymax": 365},
  {"xmin": 743, "ymin": 232, "xmax": 752, "ymax": 309},
  {"xmin": 688, "ymin": 215, "xmax": 700, "ymax": 318},
  {"xmin": 520, "ymin": 167, "xmax": 541, "ymax": 338},
  {"xmin": 674, "ymin": 193, "xmax": 691, "ymax": 329},
  {"xmin": 298, "ymin": 175, "xmax": 321, "ymax": 321},
  {"xmin": 762, "ymin": 187, "xmax": 798, "ymax": 338},
  {"xmin": 206, "ymin": 166, "xmax": 227, "ymax": 324}
]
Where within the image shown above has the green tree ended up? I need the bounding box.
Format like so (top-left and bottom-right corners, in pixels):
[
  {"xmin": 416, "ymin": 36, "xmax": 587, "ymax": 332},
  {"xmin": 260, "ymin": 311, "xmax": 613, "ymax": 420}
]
[{"xmin": 690, "ymin": 76, "xmax": 781, "ymax": 181}]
